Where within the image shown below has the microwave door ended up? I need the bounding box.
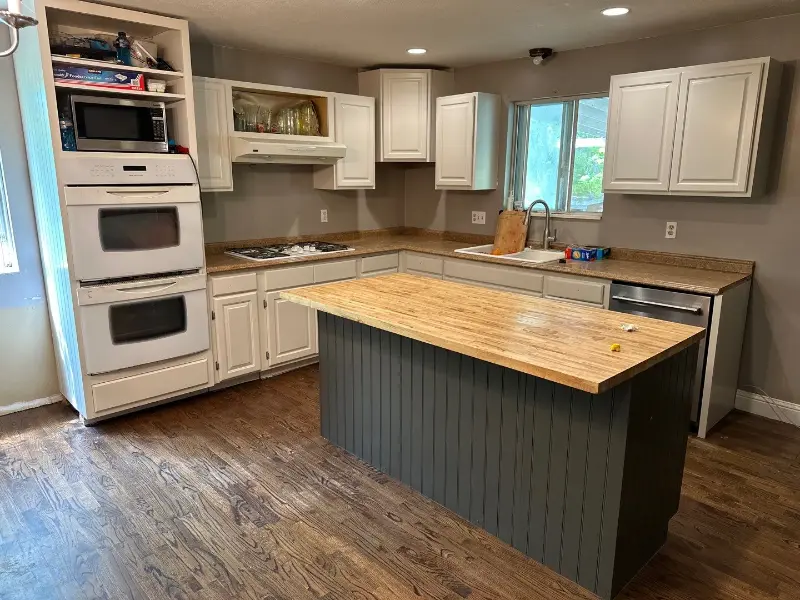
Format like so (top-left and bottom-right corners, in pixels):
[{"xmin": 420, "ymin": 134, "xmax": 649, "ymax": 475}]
[{"xmin": 71, "ymin": 95, "xmax": 168, "ymax": 153}]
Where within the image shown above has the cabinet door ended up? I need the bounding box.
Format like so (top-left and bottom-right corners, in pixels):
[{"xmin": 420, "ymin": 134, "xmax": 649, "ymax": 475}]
[
  {"xmin": 670, "ymin": 62, "xmax": 763, "ymax": 194},
  {"xmin": 381, "ymin": 71, "xmax": 429, "ymax": 161},
  {"xmin": 266, "ymin": 291, "xmax": 318, "ymax": 366},
  {"xmin": 194, "ymin": 78, "xmax": 233, "ymax": 192},
  {"xmin": 435, "ymin": 94, "xmax": 475, "ymax": 188},
  {"xmin": 335, "ymin": 95, "xmax": 376, "ymax": 188},
  {"xmin": 604, "ymin": 71, "xmax": 680, "ymax": 192},
  {"xmin": 213, "ymin": 292, "xmax": 260, "ymax": 382}
]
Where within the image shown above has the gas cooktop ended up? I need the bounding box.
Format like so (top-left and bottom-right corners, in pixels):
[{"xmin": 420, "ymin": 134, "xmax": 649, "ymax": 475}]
[{"xmin": 225, "ymin": 241, "xmax": 355, "ymax": 262}]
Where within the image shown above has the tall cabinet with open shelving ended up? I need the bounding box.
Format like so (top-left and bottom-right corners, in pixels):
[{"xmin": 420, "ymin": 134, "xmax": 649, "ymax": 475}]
[{"xmin": 13, "ymin": 0, "xmax": 205, "ymax": 419}]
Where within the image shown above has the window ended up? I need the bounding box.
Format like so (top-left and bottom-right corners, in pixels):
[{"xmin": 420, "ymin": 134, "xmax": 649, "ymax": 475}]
[
  {"xmin": 509, "ymin": 95, "xmax": 609, "ymax": 216},
  {"xmin": 0, "ymin": 152, "xmax": 19, "ymax": 274}
]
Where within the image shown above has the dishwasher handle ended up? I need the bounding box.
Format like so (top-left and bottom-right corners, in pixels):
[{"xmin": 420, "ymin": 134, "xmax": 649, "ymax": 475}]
[{"xmin": 611, "ymin": 295, "xmax": 703, "ymax": 315}]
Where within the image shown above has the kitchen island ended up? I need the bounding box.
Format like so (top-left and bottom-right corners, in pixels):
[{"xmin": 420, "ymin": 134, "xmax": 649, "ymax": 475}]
[{"xmin": 281, "ymin": 274, "xmax": 705, "ymax": 599}]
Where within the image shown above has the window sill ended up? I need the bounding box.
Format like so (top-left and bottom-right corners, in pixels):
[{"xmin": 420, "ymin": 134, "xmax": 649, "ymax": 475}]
[{"xmin": 527, "ymin": 212, "xmax": 602, "ymax": 221}]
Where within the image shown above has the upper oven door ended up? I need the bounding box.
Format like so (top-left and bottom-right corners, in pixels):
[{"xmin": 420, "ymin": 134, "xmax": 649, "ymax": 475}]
[
  {"xmin": 65, "ymin": 186, "xmax": 205, "ymax": 281},
  {"xmin": 71, "ymin": 95, "xmax": 168, "ymax": 153}
]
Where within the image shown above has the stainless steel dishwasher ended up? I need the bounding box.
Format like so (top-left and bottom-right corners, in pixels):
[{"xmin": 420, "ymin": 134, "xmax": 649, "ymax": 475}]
[{"xmin": 609, "ymin": 283, "xmax": 712, "ymax": 428}]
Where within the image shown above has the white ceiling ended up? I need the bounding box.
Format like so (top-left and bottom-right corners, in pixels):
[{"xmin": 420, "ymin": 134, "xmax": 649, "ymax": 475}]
[{"xmin": 104, "ymin": 0, "xmax": 800, "ymax": 67}]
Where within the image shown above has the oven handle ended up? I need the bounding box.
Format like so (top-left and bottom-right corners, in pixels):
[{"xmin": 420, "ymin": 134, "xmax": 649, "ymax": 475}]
[
  {"xmin": 611, "ymin": 295, "xmax": 703, "ymax": 314},
  {"xmin": 106, "ymin": 190, "xmax": 171, "ymax": 199},
  {"xmin": 115, "ymin": 280, "xmax": 178, "ymax": 295}
]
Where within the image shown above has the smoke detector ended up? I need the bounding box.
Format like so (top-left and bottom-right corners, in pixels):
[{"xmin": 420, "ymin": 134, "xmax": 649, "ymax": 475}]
[{"xmin": 529, "ymin": 48, "xmax": 554, "ymax": 66}]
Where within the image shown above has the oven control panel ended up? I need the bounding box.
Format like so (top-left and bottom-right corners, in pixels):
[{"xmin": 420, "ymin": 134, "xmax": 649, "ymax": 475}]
[{"xmin": 61, "ymin": 153, "xmax": 197, "ymax": 186}]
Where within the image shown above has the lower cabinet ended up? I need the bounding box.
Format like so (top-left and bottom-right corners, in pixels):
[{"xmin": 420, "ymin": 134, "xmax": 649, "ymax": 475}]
[
  {"xmin": 212, "ymin": 291, "xmax": 262, "ymax": 382},
  {"xmin": 543, "ymin": 274, "xmax": 611, "ymax": 308},
  {"xmin": 265, "ymin": 291, "xmax": 318, "ymax": 366}
]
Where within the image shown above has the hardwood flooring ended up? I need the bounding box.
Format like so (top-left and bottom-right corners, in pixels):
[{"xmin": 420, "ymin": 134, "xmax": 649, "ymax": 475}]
[{"xmin": 1, "ymin": 365, "xmax": 798, "ymax": 600}]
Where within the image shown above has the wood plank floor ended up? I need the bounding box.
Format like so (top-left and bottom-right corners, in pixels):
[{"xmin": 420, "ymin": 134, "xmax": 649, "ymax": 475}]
[{"xmin": 1, "ymin": 365, "xmax": 799, "ymax": 600}]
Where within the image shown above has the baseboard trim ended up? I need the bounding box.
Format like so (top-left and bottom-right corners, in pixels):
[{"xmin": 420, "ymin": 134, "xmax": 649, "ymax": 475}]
[
  {"xmin": 735, "ymin": 390, "xmax": 800, "ymax": 427},
  {"xmin": 0, "ymin": 394, "xmax": 63, "ymax": 417}
]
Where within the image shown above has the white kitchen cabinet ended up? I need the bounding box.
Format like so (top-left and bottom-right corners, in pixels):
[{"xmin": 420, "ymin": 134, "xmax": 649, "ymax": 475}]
[
  {"xmin": 359, "ymin": 69, "xmax": 454, "ymax": 162},
  {"xmin": 670, "ymin": 62, "xmax": 763, "ymax": 194},
  {"xmin": 265, "ymin": 291, "xmax": 318, "ymax": 366},
  {"xmin": 603, "ymin": 71, "xmax": 680, "ymax": 193},
  {"xmin": 435, "ymin": 93, "xmax": 500, "ymax": 190},
  {"xmin": 604, "ymin": 57, "xmax": 781, "ymax": 197},
  {"xmin": 212, "ymin": 291, "xmax": 261, "ymax": 382},
  {"xmin": 314, "ymin": 94, "xmax": 376, "ymax": 190},
  {"xmin": 193, "ymin": 77, "xmax": 233, "ymax": 192},
  {"xmin": 359, "ymin": 253, "xmax": 400, "ymax": 277},
  {"xmin": 401, "ymin": 252, "xmax": 444, "ymax": 278},
  {"xmin": 442, "ymin": 259, "xmax": 543, "ymax": 295}
]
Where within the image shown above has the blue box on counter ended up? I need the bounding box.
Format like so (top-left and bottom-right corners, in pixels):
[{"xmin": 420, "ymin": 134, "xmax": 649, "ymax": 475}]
[
  {"xmin": 565, "ymin": 245, "xmax": 611, "ymax": 261},
  {"xmin": 53, "ymin": 66, "xmax": 145, "ymax": 90}
]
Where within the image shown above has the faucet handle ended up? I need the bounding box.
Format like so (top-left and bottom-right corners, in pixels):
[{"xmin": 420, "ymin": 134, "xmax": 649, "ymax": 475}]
[{"xmin": 548, "ymin": 228, "xmax": 558, "ymax": 242}]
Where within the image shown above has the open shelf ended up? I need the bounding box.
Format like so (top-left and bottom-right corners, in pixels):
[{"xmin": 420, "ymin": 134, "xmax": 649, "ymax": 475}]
[
  {"xmin": 54, "ymin": 81, "xmax": 185, "ymax": 102},
  {"xmin": 51, "ymin": 55, "xmax": 184, "ymax": 81}
]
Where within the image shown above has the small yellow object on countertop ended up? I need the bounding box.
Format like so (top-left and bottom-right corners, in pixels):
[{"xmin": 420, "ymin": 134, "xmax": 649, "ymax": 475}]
[{"xmin": 610, "ymin": 343, "xmax": 621, "ymax": 352}]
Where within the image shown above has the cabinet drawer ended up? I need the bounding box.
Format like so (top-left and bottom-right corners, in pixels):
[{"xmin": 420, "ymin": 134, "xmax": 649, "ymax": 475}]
[
  {"xmin": 404, "ymin": 252, "xmax": 443, "ymax": 275},
  {"xmin": 360, "ymin": 253, "xmax": 399, "ymax": 274},
  {"xmin": 443, "ymin": 259, "xmax": 543, "ymax": 293},
  {"xmin": 544, "ymin": 275, "xmax": 608, "ymax": 306},
  {"xmin": 265, "ymin": 265, "xmax": 314, "ymax": 291},
  {"xmin": 314, "ymin": 259, "xmax": 358, "ymax": 284},
  {"xmin": 91, "ymin": 358, "xmax": 209, "ymax": 414},
  {"xmin": 210, "ymin": 272, "xmax": 258, "ymax": 296},
  {"xmin": 361, "ymin": 267, "xmax": 398, "ymax": 278}
]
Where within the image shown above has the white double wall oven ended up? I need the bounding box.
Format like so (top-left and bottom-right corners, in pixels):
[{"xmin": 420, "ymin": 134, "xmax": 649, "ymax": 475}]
[{"xmin": 63, "ymin": 155, "xmax": 209, "ymax": 376}]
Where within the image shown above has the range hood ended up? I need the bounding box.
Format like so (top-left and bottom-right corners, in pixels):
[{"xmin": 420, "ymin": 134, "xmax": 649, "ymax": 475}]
[{"xmin": 231, "ymin": 136, "xmax": 347, "ymax": 165}]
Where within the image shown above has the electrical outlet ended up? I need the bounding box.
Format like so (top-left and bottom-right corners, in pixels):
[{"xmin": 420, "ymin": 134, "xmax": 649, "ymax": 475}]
[
  {"xmin": 665, "ymin": 221, "xmax": 677, "ymax": 239},
  {"xmin": 320, "ymin": 209, "xmax": 328, "ymax": 223},
  {"xmin": 472, "ymin": 211, "xmax": 486, "ymax": 225}
]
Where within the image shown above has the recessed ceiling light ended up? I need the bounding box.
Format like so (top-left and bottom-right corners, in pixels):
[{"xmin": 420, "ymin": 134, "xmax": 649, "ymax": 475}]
[
  {"xmin": 407, "ymin": 48, "xmax": 427, "ymax": 55},
  {"xmin": 602, "ymin": 7, "xmax": 630, "ymax": 16}
]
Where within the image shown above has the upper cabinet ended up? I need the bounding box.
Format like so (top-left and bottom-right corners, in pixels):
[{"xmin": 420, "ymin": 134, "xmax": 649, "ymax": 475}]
[
  {"xmin": 435, "ymin": 92, "xmax": 501, "ymax": 190},
  {"xmin": 604, "ymin": 57, "xmax": 781, "ymax": 197},
  {"xmin": 194, "ymin": 77, "xmax": 234, "ymax": 192},
  {"xmin": 604, "ymin": 71, "xmax": 680, "ymax": 192},
  {"xmin": 359, "ymin": 69, "xmax": 454, "ymax": 162},
  {"xmin": 313, "ymin": 94, "xmax": 376, "ymax": 190}
]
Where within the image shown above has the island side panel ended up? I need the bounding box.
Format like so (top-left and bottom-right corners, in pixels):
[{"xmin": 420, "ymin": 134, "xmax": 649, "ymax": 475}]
[
  {"xmin": 318, "ymin": 313, "xmax": 697, "ymax": 600},
  {"xmin": 605, "ymin": 345, "xmax": 698, "ymax": 599}
]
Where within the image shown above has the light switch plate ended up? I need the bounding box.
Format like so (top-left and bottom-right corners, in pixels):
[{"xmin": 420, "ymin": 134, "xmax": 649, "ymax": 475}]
[
  {"xmin": 665, "ymin": 221, "xmax": 677, "ymax": 239},
  {"xmin": 321, "ymin": 209, "xmax": 328, "ymax": 223},
  {"xmin": 472, "ymin": 211, "xmax": 486, "ymax": 225}
]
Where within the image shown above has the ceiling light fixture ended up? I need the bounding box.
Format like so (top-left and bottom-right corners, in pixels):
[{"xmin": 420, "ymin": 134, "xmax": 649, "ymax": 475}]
[
  {"xmin": 602, "ymin": 7, "xmax": 630, "ymax": 16},
  {"xmin": 407, "ymin": 48, "xmax": 427, "ymax": 55}
]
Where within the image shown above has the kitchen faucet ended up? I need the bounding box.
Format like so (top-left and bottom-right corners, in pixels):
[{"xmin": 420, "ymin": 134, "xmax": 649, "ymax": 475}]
[{"xmin": 523, "ymin": 199, "xmax": 556, "ymax": 250}]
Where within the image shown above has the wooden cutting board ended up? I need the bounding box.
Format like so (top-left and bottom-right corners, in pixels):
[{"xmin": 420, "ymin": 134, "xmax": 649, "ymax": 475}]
[{"xmin": 492, "ymin": 210, "xmax": 527, "ymax": 255}]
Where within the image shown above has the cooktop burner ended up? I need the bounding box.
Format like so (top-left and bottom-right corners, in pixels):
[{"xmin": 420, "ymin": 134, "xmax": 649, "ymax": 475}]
[{"xmin": 225, "ymin": 241, "xmax": 355, "ymax": 262}]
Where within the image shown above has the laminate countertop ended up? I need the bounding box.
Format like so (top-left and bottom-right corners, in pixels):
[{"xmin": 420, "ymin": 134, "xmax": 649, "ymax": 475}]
[
  {"xmin": 206, "ymin": 234, "xmax": 753, "ymax": 295},
  {"xmin": 281, "ymin": 274, "xmax": 706, "ymax": 394}
]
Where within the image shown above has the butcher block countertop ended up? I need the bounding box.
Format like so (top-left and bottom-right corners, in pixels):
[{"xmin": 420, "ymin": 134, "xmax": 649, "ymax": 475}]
[
  {"xmin": 280, "ymin": 274, "xmax": 706, "ymax": 394},
  {"xmin": 206, "ymin": 233, "xmax": 752, "ymax": 295}
]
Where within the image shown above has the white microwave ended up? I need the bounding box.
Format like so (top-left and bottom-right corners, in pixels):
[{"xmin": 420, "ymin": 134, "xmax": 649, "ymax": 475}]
[
  {"xmin": 65, "ymin": 185, "xmax": 205, "ymax": 282},
  {"xmin": 78, "ymin": 272, "xmax": 209, "ymax": 375}
]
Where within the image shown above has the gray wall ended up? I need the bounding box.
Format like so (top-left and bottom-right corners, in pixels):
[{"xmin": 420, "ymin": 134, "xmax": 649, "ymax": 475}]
[
  {"xmin": 406, "ymin": 14, "xmax": 800, "ymax": 405},
  {"xmin": 192, "ymin": 43, "xmax": 406, "ymax": 243},
  {"xmin": 0, "ymin": 27, "xmax": 60, "ymax": 411}
]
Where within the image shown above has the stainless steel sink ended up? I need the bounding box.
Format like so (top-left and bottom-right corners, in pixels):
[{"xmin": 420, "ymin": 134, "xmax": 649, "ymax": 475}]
[{"xmin": 455, "ymin": 244, "xmax": 563, "ymax": 264}]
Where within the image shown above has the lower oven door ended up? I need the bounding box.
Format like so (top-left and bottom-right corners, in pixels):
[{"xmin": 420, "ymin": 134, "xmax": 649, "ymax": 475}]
[
  {"xmin": 65, "ymin": 185, "xmax": 204, "ymax": 281},
  {"xmin": 78, "ymin": 273, "xmax": 210, "ymax": 375}
]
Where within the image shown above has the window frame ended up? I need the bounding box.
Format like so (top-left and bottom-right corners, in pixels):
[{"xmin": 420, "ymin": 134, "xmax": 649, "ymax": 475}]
[
  {"xmin": 0, "ymin": 151, "xmax": 19, "ymax": 275},
  {"xmin": 508, "ymin": 92, "xmax": 609, "ymax": 217}
]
